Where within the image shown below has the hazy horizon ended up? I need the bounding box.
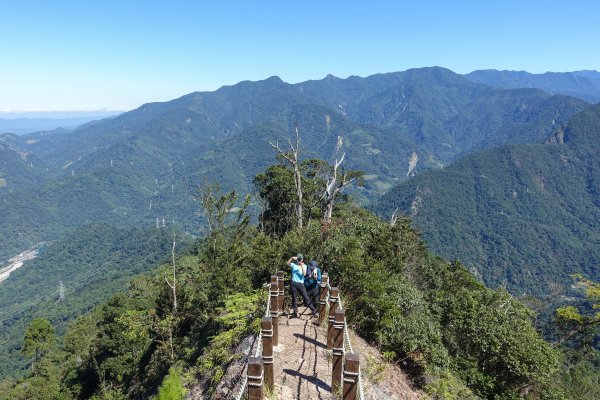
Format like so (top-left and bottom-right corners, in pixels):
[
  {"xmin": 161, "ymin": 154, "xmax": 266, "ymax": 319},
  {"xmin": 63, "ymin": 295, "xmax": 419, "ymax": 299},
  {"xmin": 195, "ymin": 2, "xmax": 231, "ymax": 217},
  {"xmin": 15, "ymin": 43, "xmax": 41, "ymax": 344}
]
[{"xmin": 0, "ymin": 110, "xmax": 124, "ymax": 117}]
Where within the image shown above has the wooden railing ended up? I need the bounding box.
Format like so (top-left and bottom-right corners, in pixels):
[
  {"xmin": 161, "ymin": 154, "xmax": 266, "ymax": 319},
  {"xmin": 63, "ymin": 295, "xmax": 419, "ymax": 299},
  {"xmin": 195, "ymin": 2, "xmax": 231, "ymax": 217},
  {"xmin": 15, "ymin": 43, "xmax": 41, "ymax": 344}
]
[
  {"xmin": 234, "ymin": 271, "xmax": 363, "ymax": 400},
  {"xmin": 323, "ymin": 273, "xmax": 366, "ymax": 400},
  {"xmin": 231, "ymin": 286, "xmax": 271, "ymax": 400}
]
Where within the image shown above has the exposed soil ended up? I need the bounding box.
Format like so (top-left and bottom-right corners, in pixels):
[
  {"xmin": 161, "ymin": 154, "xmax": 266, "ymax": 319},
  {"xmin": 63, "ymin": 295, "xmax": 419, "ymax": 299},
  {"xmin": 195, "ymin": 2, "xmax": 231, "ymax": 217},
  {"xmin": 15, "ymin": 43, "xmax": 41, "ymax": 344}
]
[
  {"xmin": 273, "ymin": 307, "xmax": 335, "ymax": 400},
  {"xmin": 272, "ymin": 306, "xmax": 427, "ymax": 400},
  {"xmin": 351, "ymin": 332, "xmax": 427, "ymax": 400}
]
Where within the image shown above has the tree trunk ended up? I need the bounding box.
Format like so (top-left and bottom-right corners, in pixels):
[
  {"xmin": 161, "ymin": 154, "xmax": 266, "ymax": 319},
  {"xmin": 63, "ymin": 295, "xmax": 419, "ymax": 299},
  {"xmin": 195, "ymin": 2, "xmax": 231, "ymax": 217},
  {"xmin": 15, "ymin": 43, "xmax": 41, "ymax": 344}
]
[
  {"xmin": 269, "ymin": 126, "xmax": 304, "ymax": 229},
  {"xmin": 295, "ymin": 162, "xmax": 303, "ymax": 229},
  {"xmin": 325, "ymin": 197, "xmax": 334, "ymax": 223},
  {"xmin": 171, "ymin": 240, "xmax": 177, "ymax": 314}
]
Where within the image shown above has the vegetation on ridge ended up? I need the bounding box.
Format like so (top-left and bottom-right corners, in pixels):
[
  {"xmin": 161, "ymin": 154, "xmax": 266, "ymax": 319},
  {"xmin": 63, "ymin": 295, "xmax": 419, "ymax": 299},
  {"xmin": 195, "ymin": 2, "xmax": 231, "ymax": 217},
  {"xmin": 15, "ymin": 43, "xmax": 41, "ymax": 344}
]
[
  {"xmin": 375, "ymin": 103, "xmax": 600, "ymax": 296},
  {"xmin": 0, "ymin": 154, "xmax": 584, "ymax": 399}
]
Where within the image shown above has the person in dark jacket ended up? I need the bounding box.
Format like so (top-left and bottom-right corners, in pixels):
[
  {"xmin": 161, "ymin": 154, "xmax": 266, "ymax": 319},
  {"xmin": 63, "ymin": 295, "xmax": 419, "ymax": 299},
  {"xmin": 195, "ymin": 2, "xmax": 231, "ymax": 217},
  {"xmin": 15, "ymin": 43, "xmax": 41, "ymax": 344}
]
[
  {"xmin": 287, "ymin": 253, "xmax": 317, "ymax": 318},
  {"xmin": 304, "ymin": 260, "xmax": 322, "ymax": 309}
]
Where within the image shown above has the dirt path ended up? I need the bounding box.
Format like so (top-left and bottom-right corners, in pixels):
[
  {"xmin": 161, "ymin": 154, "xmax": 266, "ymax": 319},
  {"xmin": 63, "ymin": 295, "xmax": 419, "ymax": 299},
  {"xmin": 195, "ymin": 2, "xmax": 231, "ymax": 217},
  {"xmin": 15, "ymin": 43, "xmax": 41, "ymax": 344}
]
[
  {"xmin": 273, "ymin": 306, "xmax": 336, "ymax": 400},
  {"xmin": 266, "ymin": 303, "xmax": 426, "ymax": 400}
]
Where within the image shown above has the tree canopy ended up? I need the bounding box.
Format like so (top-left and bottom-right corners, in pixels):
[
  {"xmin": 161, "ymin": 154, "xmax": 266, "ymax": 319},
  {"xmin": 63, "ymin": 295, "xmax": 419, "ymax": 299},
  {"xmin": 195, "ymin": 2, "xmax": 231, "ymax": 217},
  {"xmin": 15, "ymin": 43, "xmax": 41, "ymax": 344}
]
[{"xmin": 0, "ymin": 158, "xmax": 593, "ymax": 399}]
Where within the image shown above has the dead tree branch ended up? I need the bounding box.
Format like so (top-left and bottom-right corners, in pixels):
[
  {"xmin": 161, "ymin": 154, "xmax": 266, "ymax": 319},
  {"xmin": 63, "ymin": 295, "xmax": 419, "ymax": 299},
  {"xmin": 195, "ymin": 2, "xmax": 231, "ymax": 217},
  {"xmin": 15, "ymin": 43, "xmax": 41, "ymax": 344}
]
[{"xmin": 269, "ymin": 126, "xmax": 304, "ymax": 228}]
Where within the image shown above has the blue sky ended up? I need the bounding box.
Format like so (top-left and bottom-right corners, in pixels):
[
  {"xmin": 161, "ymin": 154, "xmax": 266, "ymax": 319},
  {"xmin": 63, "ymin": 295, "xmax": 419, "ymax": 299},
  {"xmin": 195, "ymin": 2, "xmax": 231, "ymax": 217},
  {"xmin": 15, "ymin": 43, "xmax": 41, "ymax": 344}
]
[{"xmin": 1, "ymin": 0, "xmax": 598, "ymax": 111}]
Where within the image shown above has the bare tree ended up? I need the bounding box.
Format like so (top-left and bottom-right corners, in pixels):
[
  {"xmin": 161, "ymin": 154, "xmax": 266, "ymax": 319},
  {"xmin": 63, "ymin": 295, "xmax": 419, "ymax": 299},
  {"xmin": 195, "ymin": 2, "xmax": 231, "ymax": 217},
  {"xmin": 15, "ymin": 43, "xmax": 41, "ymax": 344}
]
[
  {"xmin": 323, "ymin": 136, "xmax": 363, "ymax": 224},
  {"xmin": 165, "ymin": 237, "xmax": 177, "ymax": 314},
  {"xmin": 390, "ymin": 208, "xmax": 399, "ymax": 226},
  {"xmin": 269, "ymin": 126, "xmax": 304, "ymax": 229},
  {"xmin": 57, "ymin": 281, "xmax": 65, "ymax": 302}
]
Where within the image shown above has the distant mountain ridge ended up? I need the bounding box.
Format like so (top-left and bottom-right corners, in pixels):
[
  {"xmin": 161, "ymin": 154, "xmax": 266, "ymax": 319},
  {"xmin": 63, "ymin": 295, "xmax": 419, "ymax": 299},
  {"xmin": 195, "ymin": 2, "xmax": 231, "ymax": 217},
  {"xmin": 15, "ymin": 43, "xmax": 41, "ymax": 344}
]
[
  {"xmin": 0, "ymin": 111, "xmax": 123, "ymax": 135},
  {"xmin": 465, "ymin": 69, "xmax": 600, "ymax": 103},
  {"xmin": 13, "ymin": 68, "xmax": 589, "ymax": 183}
]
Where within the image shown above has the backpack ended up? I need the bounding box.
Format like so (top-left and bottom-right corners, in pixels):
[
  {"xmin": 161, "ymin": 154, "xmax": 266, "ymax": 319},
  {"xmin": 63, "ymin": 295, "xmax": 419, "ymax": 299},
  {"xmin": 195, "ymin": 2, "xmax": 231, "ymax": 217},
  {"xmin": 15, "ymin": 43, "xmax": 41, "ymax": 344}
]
[{"xmin": 304, "ymin": 263, "xmax": 321, "ymax": 289}]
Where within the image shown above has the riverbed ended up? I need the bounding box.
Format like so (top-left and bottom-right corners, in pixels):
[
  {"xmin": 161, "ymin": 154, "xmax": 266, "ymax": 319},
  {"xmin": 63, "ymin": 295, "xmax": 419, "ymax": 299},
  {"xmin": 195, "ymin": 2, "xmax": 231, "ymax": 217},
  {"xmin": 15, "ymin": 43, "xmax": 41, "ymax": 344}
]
[{"xmin": 0, "ymin": 247, "xmax": 41, "ymax": 283}]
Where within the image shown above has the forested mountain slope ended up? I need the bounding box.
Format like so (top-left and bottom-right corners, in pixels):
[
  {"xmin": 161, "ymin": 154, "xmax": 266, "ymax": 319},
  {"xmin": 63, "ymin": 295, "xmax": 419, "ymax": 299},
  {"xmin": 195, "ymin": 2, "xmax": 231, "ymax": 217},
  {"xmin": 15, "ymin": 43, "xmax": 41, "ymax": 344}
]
[
  {"xmin": 0, "ymin": 223, "xmax": 183, "ymax": 378},
  {"xmin": 465, "ymin": 69, "xmax": 600, "ymax": 103},
  {"xmin": 0, "ymin": 133, "xmax": 48, "ymax": 190},
  {"xmin": 375, "ymin": 103, "xmax": 600, "ymax": 295},
  {"xmin": 0, "ymin": 190, "xmax": 567, "ymax": 400},
  {"xmin": 0, "ymin": 68, "xmax": 589, "ymax": 262}
]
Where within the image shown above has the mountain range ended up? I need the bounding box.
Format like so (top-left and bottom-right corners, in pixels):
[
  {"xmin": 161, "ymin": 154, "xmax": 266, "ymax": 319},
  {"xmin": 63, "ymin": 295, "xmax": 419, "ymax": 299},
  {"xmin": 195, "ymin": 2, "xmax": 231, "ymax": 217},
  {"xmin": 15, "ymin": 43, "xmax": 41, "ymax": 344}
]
[
  {"xmin": 1, "ymin": 66, "xmax": 600, "ymax": 386},
  {"xmin": 465, "ymin": 69, "xmax": 600, "ymax": 103},
  {"xmin": 0, "ymin": 67, "xmax": 591, "ymax": 265}
]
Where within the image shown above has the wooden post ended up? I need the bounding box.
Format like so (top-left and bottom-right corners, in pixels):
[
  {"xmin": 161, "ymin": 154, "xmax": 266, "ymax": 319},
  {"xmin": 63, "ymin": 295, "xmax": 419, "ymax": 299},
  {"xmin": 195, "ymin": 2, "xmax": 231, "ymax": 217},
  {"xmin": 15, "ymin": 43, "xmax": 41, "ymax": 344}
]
[
  {"xmin": 332, "ymin": 308, "xmax": 345, "ymax": 394},
  {"xmin": 247, "ymin": 357, "xmax": 263, "ymax": 400},
  {"xmin": 270, "ymin": 274, "xmax": 278, "ymax": 315},
  {"xmin": 327, "ymin": 286, "xmax": 339, "ymax": 350},
  {"xmin": 343, "ymin": 353, "xmax": 360, "ymax": 400},
  {"xmin": 319, "ymin": 273, "xmax": 329, "ymax": 324},
  {"xmin": 261, "ymin": 317, "xmax": 274, "ymax": 391},
  {"xmin": 270, "ymin": 281, "xmax": 279, "ymax": 346},
  {"xmin": 277, "ymin": 270, "xmax": 284, "ymax": 315}
]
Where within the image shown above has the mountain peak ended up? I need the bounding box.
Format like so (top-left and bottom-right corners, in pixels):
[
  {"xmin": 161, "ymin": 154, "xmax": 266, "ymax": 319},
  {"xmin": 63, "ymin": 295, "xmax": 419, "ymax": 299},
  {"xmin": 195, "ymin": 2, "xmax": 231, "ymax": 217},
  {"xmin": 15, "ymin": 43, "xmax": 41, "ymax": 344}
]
[{"xmin": 263, "ymin": 75, "xmax": 285, "ymax": 84}]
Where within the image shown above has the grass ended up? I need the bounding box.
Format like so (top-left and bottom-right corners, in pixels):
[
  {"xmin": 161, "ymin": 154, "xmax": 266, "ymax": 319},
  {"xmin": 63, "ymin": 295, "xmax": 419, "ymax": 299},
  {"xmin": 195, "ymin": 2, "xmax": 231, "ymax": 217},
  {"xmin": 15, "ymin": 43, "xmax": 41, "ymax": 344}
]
[
  {"xmin": 364, "ymin": 354, "xmax": 387, "ymax": 384},
  {"xmin": 323, "ymin": 348, "xmax": 333, "ymax": 367},
  {"xmin": 264, "ymin": 382, "xmax": 277, "ymax": 400}
]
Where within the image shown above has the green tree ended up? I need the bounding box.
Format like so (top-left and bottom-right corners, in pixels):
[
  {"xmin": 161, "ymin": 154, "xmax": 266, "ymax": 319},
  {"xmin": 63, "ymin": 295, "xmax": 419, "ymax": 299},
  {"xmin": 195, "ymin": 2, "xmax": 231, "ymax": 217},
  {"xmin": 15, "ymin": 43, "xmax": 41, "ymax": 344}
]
[
  {"xmin": 154, "ymin": 367, "xmax": 186, "ymax": 400},
  {"xmin": 554, "ymin": 275, "xmax": 600, "ymax": 347},
  {"xmin": 254, "ymin": 159, "xmax": 326, "ymax": 236},
  {"xmin": 3, "ymin": 319, "xmax": 64, "ymax": 400},
  {"xmin": 269, "ymin": 127, "xmax": 305, "ymax": 229},
  {"xmin": 539, "ymin": 276, "xmax": 600, "ymax": 399},
  {"xmin": 444, "ymin": 288, "xmax": 559, "ymax": 397},
  {"xmin": 254, "ymin": 163, "xmax": 297, "ymax": 236},
  {"xmin": 0, "ymin": 374, "xmax": 64, "ymax": 400},
  {"xmin": 199, "ymin": 186, "xmax": 254, "ymax": 298},
  {"xmin": 198, "ymin": 291, "xmax": 263, "ymax": 392},
  {"xmin": 22, "ymin": 318, "xmax": 56, "ymax": 369}
]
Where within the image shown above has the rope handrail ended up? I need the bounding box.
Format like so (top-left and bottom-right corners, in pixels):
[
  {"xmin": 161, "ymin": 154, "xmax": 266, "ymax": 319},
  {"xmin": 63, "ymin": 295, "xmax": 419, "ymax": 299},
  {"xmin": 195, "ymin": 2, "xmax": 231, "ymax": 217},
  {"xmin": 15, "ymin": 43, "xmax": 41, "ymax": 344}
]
[
  {"xmin": 231, "ymin": 288, "xmax": 271, "ymax": 400},
  {"xmin": 232, "ymin": 279, "xmax": 365, "ymax": 400},
  {"xmin": 328, "ymin": 282, "xmax": 366, "ymax": 400}
]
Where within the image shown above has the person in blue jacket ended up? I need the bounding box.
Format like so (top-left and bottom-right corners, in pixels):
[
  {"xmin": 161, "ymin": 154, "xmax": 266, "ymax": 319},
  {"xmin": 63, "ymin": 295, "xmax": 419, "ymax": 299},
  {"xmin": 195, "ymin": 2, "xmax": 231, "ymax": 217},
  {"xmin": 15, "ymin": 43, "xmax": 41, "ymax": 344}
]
[
  {"xmin": 304, "ymin": 260, "xmax": 322, "ymax": 309},
  {"xmin": 287, "ymin": 253, "xmax": 317, "ymax": 318}
]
